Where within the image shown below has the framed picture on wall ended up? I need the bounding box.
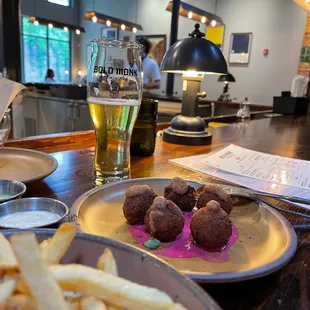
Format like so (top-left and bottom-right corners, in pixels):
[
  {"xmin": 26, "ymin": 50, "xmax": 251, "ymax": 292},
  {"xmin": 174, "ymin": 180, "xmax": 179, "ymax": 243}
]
[
  {"xmin": 229, "ymin": 33, "xmax": 252, "ymax": 65},
  {"xmin": 136, "ymin": 34, "xmax": 166, "ymax": 65},
  {"xmin": 101, "ymin": 27, "xmax": 119, "ymax": 40},
  {"xmin": 206, "ymin": 25, "xmax": 225, "ymax": 50}
]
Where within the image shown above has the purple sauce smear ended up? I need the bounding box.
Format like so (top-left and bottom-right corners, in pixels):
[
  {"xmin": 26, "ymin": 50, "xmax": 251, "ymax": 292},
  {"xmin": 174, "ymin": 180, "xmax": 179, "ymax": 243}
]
[{"xmin": 128, "ymin": 211, "xmax": 239, "ymax": 263}]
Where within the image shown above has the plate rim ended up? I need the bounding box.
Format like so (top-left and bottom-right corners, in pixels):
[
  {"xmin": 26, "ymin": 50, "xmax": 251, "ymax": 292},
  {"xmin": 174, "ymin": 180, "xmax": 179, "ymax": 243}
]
[
  {"xmin": 70, "ymin": 177, "xmax": 298, "ymax": 283},
  {"xmin": 2, "ymin": 228, "xmax": 220, "ymax": 309},
  {"xmin": 0, "ymin": 147, "xmax": 58, "ymax": 184}
]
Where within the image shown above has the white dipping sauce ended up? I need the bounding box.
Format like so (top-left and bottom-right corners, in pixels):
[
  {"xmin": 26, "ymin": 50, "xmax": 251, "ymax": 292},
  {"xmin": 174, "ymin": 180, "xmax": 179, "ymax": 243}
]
[{"xmin": 0, "ymin": 211, "xmax": 61, "ymax": 228}]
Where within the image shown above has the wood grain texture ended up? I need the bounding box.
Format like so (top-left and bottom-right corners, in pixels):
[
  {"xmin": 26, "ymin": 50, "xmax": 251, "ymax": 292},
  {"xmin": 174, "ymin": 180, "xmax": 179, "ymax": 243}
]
[{"xmin": 7, "ymin": 114, "xmax": 310, "ymax": 309}]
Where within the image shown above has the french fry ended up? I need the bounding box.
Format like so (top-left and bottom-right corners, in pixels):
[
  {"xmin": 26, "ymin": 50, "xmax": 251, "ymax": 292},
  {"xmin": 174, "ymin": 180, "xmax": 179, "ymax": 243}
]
[
  {"xmin": 96, "ymin": 249, "xmax": 118, "ymax": 276},
  {"xmin": 81, "ymin": 296, "xmax": 107, "ymax": 310},
  {"xmin": 71, "ymin": 301, "xmax": 81, "ymax": 310},
  {"xmin": 168, "ymin": 304, "xmax": 188, "ymax": 310},
  {"xmin": 0, "ymin": 294, "xmax": 38, "ymax": 310},
  {"xmin": 41, "ymin": 223, "xmax": 76, "ymax": 265},
  {"xmin": 50, "ymin": 264, "xmax": 174, "ymax": 310},
  {"xmin": 10, "ymin": 233, "xmax": 67, "ymax": 310},
  {"xmin": 15, "ymin": 280, "xmax": 29, "ymax": 294},
  {"xmin": 39, "ymin": 238, "xmax": 52, "ymax": 251},
  {"xmin": 0, "ymin": 278, "xmax": 16, "ymax": 303},
  {"xmin": 63, "ymin": 290, "xmax": 82, "ymax": 301},
  {"xmin": 106, "ymin": 303, "xmax": 123, "ymax": 310},
  {"xmin": 66, "ymin": 300, "xmax": 81, "ymax": 310},
  {"xmin": 0, "ymin": 233, "xmax": 18, "ymax": 271}
]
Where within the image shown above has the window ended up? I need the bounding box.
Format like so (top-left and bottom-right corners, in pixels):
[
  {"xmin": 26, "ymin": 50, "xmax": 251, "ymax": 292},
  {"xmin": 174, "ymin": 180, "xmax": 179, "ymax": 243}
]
[
  {"xmin": 47, "ymin": 0, "xmax": 70, "ymax": 7},
  {"xmin": 21, "ymin": 17, "xmax": 71, "ymax": 83}
]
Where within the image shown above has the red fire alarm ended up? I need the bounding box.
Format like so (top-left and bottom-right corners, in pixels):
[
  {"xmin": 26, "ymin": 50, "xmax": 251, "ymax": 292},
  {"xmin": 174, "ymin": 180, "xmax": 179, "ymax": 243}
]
[{"xmin": 263, "ymin": 49, "xmax": 269, "ymax": 56}]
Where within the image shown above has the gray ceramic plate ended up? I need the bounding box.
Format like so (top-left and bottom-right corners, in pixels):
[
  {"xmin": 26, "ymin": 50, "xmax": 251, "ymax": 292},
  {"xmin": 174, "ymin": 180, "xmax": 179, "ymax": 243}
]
[
  {"xmin": 0, "ymin": 148, "xmax": 58, "ymax": 184},
  {"xmin": 2, "ymin": 229, "xmax": 220, "ymax": 310},
  {"xmin": 71, "ymin": 178, "xmax": 298, "ymax": 283}
]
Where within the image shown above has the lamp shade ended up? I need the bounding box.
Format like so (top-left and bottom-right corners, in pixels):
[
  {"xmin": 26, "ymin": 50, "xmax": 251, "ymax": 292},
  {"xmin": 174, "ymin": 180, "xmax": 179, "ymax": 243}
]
[
  {"xmin": 218, "ymin": 73, "xmax": 236, "ymax": 82},
  {"xmin": 160, "ymin": 23, "xmax": 227, "ymax": 75}
]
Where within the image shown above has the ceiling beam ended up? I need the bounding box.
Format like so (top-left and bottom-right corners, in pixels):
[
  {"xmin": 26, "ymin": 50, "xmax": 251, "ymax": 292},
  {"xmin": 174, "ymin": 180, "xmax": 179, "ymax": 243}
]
[{"xmin": 293, "ymin": 0, "xmax": 310, "ymax": 13}]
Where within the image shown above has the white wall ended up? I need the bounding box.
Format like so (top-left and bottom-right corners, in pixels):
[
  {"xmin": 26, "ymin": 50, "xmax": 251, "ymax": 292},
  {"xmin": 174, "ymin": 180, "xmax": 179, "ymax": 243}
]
[
  {"xmin": 135, "ymin": 0, "xmax": 306, "ymax": 105},
  {"xmin": 202, "ymin": 0, "xmax": 307, "ymax": 105},
  {"xmin": 135, "ymin": 0, "xmax": 216, "ymax": 96}
]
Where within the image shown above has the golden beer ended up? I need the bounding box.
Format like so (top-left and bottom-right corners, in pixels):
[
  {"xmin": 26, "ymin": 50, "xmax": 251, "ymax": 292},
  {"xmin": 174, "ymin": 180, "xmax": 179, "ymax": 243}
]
[
  {"xmin": 87, "ymin": 39, "xmax": 142, "ymax": 185},
  {"xmin": 88, "ymin": 97, "xmax": 139, "ymax": 186}
]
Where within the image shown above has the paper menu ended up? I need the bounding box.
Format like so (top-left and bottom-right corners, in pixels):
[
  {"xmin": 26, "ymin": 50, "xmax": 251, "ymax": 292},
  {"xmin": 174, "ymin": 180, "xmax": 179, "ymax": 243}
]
[
  {"xmin": 0, "ymin": 78, "xmax": 25, "ymax": 121},
  {"xmin": 170, "ymin": 144, "xmax": 310, "ymax": 209},
  {"xmin": 202, "ymin": 144, "xmax": 310, "ymax": 189}
]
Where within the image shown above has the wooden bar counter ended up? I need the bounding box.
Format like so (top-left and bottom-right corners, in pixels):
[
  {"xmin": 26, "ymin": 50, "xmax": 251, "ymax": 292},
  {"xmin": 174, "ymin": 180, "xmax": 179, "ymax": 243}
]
[{"xmin": 6, "ymin": 115, "xmax": 310, "ymax": 310}]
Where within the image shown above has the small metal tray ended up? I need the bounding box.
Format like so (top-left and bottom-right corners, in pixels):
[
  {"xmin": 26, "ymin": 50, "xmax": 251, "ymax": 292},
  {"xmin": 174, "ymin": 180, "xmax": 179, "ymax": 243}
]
[
  {"xmin": 0, "ymin": 179, "xmax": 26, "ymax": 203},
  {"xmin": 0, "ymin": 197, "xmax": 69, "ymax": 229}
]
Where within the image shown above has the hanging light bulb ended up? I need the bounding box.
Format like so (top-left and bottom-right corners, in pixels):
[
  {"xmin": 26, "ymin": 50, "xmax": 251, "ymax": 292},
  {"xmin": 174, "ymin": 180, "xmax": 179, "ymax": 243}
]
[
  {"xmin": 201, "ymin": 16, "xmax": 206, "ymax": 23},
  {"xmin": 106, "ymin": 20, "xmax": 111, "ymax": 27},
  {"xmin": 64, "ymin": 26, "xmax": 68, "ymax": 32},
  {"xmin": 121, "ymin": 24, "xmax": 126, "ymax": 30},
  {"xmin": 210, "ymin": 20, "xmax": 217, "ymax": 27},
  {"xmin": 92, "ymin": 15, "xmax": 97, "ymax": 23},
  {"xmin": 34, "ymin": 20, "xmax": 39, "ymax": 26},
  {"xmin": 76, "ymin": 29, "xmax": 81, "ymax": 35},
  {"xmin": 188, "ymin": 11, "xmax": 193, "ymax": 19},
  {"xmin": 132, "ymin": 27, "xmax": 137, "ymax": 33},
  {"xmin": 48, "ymin": 23, "xmax": 53, "ymax": 28},
  {"xmin": 78, "ymin": 70, "xmax": 82, "ymax": 76}
]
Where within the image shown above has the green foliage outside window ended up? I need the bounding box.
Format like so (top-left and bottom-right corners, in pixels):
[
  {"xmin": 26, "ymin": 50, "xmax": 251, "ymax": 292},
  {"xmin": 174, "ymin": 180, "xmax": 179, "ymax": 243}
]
[{"xmin": 21, "ymin": 16, "xmax": 70, "ymax": 83}]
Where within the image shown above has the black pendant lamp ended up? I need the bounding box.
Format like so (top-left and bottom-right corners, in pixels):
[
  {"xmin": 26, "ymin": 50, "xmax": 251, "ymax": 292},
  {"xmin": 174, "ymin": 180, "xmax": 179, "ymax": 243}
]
[
  {"xmin": 160, "ymin": 23, "xmax": 228, "ymax": 145},
  {"xmin": 218, "ymin": 73, "xmax": 235, "ymax": 83},
  {"xmin": 218, "ymin": 73, "xmax": 236, "ymax": 102}
]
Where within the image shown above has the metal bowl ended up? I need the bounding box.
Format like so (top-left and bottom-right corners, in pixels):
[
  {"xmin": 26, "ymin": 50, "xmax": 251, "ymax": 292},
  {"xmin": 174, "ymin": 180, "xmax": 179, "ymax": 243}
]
[
  {"xmin": 2, "ymin": 229, "xmax": 220, "ymax": 309},
  {"xmin": 0, "ymin": 197, "xmax": 69, "ymax": 229},
  {"xmin": 0, "ymin": 179, "xmax": 27, "ymax": 203}
]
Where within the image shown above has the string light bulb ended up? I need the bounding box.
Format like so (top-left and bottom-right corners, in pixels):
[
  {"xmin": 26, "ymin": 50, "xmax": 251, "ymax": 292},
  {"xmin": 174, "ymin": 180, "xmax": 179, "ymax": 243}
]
[
  {"xmin": 48, "ymin": 23, "xmax": 53, "ymax": 28},
  {"xmin": 210, "ymin": 20, "xmax": 217, "ymax": 27},
  {"xmin": 34, "ymin": 20, "xmax": 39, "ymax": 26},
  {"xmin": 106, "ymin": 20, "xmax": 111, "ymax": 27},
  {"xmin": 76, "ymin": 29, "xmax": 80, "ymax": 35},
  {"xmin": 64, "ymin": 27, "xmax": 68, "ymax": 32},
  {"xmin": 92, "ymin": 16, "xmax": 97, "ymax": 23},
  {"xmin": 132, "ymin": 27, "xmax": 137, "ymax": 33},
  {"xmin": 201, "ymin": 16, "xmax": 206, "ymax": 23},
  {"xmin": 188, "ymin": 11, "xmax": 193, "ymax": 19},
  {"xmin": 121, "ymin": 24, "xmax": 126, "ymax": 30}
]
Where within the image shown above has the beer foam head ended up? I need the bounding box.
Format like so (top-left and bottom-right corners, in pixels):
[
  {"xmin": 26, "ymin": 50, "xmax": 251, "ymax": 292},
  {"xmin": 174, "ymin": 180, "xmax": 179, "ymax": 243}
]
[{"xmin": 88, "ymin": 97, "xmax": 140, "ymax": 106}]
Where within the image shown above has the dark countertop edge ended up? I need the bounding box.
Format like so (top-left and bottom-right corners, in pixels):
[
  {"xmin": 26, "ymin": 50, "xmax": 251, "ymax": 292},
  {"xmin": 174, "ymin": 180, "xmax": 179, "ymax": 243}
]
[
  {"xmin": 159, "ymin": 109, "xmax": 273, "ymax": 118},
  {"xmin": 6, "ymin": 111, "xmax": 273, "ymax": 151}
]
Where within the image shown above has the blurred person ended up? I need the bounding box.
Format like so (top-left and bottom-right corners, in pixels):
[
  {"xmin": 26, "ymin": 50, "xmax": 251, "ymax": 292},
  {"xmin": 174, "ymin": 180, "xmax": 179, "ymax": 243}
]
[
  {"xmin": 45, "ymin": 69, "xmax": 56, "ymax": 83},
  {"xmin": 137, "ymin": 37, "xmax": 161, "ymax": 90},
  {"xmin": 127, "ymin": 49, "xmax": 138, "ymax": 71}
]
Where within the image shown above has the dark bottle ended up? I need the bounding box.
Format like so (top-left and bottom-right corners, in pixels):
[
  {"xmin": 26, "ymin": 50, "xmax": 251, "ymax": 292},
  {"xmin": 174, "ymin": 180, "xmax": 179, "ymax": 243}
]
[{"xmin": 130, "ymin": 98, "xmax": 158, "ymax": 157}]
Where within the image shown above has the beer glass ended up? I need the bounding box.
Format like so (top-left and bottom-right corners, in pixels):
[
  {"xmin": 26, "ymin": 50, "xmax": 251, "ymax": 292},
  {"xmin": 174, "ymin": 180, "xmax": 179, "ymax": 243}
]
[{"xmin": 87, "ymin": 40, "xmax": 143, "ymax": 186}]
